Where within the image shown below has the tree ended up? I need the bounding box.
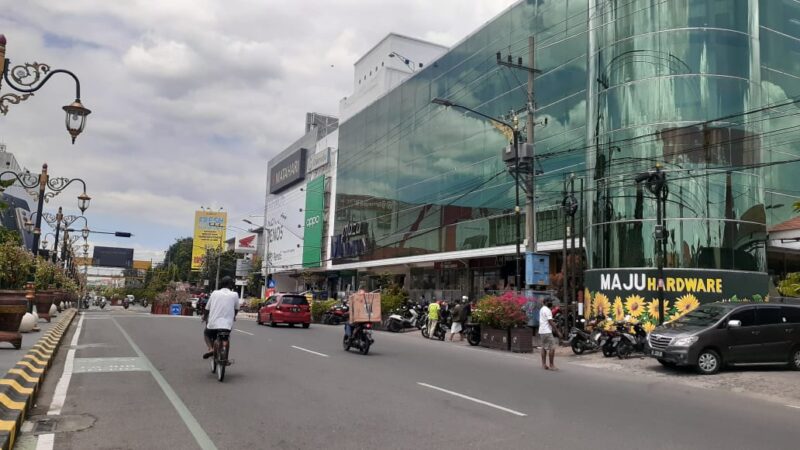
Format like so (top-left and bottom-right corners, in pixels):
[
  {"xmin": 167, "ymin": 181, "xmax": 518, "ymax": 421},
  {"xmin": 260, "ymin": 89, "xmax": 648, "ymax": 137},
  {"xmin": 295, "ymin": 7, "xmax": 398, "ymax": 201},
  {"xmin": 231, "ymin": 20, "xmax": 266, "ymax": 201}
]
[
  {"xmin": 200, "ymin": 249, "xmax": 237, "ymax": 290},
  {"xmin": 164, "ymin": 237, "xmax": 194, "ymax": 282},
  {"xmin": 794, "ymin": 200, "xmax": 800, "ymax": 214}
]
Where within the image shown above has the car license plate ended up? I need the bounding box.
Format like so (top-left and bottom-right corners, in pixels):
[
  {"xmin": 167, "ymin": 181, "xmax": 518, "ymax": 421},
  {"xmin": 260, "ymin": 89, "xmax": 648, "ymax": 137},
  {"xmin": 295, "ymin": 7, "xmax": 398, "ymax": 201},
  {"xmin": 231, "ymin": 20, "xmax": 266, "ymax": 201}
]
[
  {"xmin": 651, "ymin": 350, "xmax": 663, "ymax": 357},
  {"xmin": 292, "ymin": 307, "xmax": 299, "ymax": 312}
]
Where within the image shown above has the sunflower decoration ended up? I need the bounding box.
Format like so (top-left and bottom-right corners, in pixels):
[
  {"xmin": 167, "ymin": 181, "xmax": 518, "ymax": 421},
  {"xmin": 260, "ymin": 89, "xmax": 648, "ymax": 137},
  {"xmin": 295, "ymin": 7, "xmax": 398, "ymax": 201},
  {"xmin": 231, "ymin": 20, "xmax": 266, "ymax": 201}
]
[
  {"xmin": 643, "ymin": 322, "xmax": 656, "ymax": 334},
  {"xmin": 603, "ymin": 319, "xmax": 616, "ymax": 332},
  {"xmin": 593, "ymin": 292, "xmax": 610, "ymax": 317},
  {"xmin": 624, "ymin": 295, "xmax": 646, "ymax": 318},
  {"xmin": 675, "ymin": 293, "xmax": 700, "ymax": 317},
  {"xmin": 613, "ymin": 296, "xmax": 625, "ymax": 322},
  {"xmin": 584, "ymin": 288, "xmax": 592, "ymax": 305},
  {"xmin": 647, "ymin": 299, "xmax": 670, "ymax": 320}
]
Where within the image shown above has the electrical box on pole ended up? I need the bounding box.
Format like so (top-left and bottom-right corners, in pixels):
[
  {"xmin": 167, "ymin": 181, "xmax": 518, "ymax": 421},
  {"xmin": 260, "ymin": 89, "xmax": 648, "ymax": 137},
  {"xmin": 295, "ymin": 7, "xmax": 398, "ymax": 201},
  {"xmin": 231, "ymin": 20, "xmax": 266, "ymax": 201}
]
[
  {"xmin": 525, "ymin": 252, "xmax": 549, "ymax": 287},
  {"xmin": 502, "ymin": 142, "xmax": 534, "ymax": 164}
]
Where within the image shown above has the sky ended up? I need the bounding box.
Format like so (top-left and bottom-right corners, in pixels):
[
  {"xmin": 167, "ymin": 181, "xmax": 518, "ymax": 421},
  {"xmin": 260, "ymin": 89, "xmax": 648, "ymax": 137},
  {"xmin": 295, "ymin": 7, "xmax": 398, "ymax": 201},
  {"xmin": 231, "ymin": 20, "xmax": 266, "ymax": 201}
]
[{"xmin": 0, "ymin": 0, "xmax": 516, "ymax": 263}]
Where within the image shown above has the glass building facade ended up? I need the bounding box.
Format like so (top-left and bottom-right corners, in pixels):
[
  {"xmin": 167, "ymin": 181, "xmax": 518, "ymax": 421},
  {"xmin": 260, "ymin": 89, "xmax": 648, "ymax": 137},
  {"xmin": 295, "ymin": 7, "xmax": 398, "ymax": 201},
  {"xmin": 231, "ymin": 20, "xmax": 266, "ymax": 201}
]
[{"xmin": 333, "ymin": 0, "xmax": 800, "ymax": 289}]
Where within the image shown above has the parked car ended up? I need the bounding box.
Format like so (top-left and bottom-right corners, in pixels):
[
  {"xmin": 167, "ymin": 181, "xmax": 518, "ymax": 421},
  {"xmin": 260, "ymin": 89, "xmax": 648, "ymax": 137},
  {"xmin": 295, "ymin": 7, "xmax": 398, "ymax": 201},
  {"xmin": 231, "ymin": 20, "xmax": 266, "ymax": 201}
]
[
  {"xmin": 648, "ymin": 302, "xmax": 800, "ymax": 375},
  {"xmin": 257, "ymin": 293, "xmax": 311, "ymax": 328}
]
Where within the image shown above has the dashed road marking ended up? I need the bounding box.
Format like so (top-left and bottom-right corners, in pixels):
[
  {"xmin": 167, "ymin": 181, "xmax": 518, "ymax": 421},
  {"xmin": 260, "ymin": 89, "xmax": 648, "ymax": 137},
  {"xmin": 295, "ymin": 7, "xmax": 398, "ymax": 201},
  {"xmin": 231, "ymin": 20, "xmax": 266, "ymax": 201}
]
[
  {"xmin": 417, "ymin": 382, "xmax": 527, "ymax": 417},
  {"xmin": 291, "ymin": 346, "xmax": 329, "ymax": 358},
  {"xmin": 787, "ymin": 405, "xmax": 800, "ymax": 410},
  {"xmin": 234, "ymin": 329, "xmax": 254, "ymax": 336}
]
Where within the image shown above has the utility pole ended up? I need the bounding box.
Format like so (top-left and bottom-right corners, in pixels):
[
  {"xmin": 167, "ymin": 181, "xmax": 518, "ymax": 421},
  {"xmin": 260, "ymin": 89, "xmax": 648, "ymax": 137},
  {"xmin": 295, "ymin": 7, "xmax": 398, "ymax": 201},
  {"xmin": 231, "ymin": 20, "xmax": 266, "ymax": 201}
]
[
  {"xmin": 525, "ymin": 36, "xmax": 536, "ymax": 262},
  {"xmin": 635, "ymin": 166, "xmax": 668, "ymax": 324}
]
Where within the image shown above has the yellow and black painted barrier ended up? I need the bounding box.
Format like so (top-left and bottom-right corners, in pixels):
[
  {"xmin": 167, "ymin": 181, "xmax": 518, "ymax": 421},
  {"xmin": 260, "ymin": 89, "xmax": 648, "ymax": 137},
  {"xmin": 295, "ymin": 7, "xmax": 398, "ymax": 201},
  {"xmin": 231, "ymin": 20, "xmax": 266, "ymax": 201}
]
[{"xmin": 0, "ymin": 309, "xmax": 77, "ymax": 450}]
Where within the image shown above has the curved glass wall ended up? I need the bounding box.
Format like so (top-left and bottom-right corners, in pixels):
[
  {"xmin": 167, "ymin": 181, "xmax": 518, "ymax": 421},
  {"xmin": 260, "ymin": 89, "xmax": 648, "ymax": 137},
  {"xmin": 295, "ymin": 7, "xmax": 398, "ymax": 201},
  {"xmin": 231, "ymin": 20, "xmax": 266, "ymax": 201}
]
[
  {"xmin": 334, "ymin": 0, "xmax": 590, "ymax": 263},
  {"xmin": 588, "ymin": 0, "xmax": 767, "ymax": 271}
]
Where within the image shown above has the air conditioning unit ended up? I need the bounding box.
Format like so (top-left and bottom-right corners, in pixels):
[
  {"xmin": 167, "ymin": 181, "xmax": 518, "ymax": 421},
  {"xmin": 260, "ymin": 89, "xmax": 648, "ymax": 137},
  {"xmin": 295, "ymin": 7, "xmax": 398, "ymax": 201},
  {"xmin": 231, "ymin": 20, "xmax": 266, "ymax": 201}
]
[{"xmin": 502, "ymin": 143, "xmax": 534, "ymax": 163}]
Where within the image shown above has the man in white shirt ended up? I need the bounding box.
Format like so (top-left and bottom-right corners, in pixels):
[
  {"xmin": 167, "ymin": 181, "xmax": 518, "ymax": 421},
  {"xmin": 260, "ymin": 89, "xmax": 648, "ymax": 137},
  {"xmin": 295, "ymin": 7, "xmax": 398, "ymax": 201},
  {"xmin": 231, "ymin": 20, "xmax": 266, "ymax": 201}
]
[
  {"xmin": 538, "ymin": 298, "xmax": 558, "ymax": 370},
  {"xmin": 202, "ymin": 276, "xmax": 240, "ymax": 359}
]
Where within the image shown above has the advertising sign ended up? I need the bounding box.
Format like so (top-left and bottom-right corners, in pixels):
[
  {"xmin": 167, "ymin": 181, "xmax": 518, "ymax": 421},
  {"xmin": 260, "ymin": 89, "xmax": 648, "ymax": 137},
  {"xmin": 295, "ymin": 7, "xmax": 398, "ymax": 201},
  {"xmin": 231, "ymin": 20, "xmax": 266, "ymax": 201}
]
[
  {"xmin": 92, "ymin": 246, "xmax": 134, "ymax": 269},
  {"xmin": 266, "ymin": 185, "xmax": 305, "ymax": 272},
  {"xmin": 584, "ymin": 268, "xmax": 769, "ymax": 324},
  {"xmin": 302, "ymin": 176, "xmax": 325, "ymax": 268},
  {"xmin": 190, "ymin": 210, "xmax": 227, "ymax": 270},
  {"xmin": 234, "ymin": 232, "xmax": 259, "ymax": 254},
  {"xmin": 269, "ymin": 148, "xmax": 307, "ymax": 194},
  {"xmin": 307, "ymin": 148, "xmax": 330, "ymax": 173}
]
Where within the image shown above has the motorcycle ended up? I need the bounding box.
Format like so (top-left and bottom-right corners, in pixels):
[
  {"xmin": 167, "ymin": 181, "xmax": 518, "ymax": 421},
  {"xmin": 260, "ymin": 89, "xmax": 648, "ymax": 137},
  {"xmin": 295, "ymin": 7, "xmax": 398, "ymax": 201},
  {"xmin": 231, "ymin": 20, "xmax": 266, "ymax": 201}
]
[
  {"xmin": 99, "ymin": 298, "xmax": 107, "ymax": 310},
  {"xmin": 322, "ymin": 301, "xmax": 349, "ymax": 325},
  {"xmin": 142, "ymin": 299, "xmax": 149, "ymax": 308},
  {"xmin": 385, "ymin": 303, "xmax": 418, "ymax": 332},
  {"xmin": 343, "ymin": 322, "xmax": 374, "ymax": 355},
  {"xmin": 122, "ymin": 299, "xmax": 130, "ymax": 309},
  {"xmin": 599, "ymin": 320, "xmax": 621, "ymax": 357},
  {"xmin": 421, "ymin": 315, "xmax": 447, "ymax": 341},
  {"xmin": 464, "ymin": 322, "xmax": 481, "ymax": 346},
  {"xmin": 567, "ymin": 316, "xmax": 605, "ymax": 355},
  {"xmin": 616, "ymin": 322, "xmax": 648, "ymax": 359}
]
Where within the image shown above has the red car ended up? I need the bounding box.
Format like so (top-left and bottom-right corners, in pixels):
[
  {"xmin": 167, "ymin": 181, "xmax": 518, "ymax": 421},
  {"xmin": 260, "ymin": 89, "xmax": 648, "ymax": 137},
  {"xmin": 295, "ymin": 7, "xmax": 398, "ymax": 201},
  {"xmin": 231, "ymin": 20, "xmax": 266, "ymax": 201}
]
[{"xmin": 257, "ymin": 293, "xmax": 311, "ymax": 328}]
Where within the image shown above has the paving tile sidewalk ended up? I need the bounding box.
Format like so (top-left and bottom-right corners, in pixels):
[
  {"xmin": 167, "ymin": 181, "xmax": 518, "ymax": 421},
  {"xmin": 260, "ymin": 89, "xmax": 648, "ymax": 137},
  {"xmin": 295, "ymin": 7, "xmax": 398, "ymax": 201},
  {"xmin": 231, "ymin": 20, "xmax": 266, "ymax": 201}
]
[{"xmin": 0, "ymin": 314, "xmax": 64, "ymax": 375}]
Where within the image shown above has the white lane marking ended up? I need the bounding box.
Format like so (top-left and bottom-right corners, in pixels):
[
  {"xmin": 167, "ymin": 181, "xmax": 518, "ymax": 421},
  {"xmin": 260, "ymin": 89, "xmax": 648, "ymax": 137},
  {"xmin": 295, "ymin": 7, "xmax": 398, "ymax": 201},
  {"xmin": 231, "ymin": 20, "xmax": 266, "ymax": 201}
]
[
  {"xmin": 417, "ymin": 382, "xmax": 527, "ymax": 417},
  {"xmin": 234, "ymin": 329, "xmax": 254, "ymax": 336},
  {"xmin": 37, "ymin": 313, "xmax": 86, "ymax": 450},
  {"xmin": 35, "ymin": 433, "xmax": 54, "ymax": 450},
  {"xmin": 111, "ymin": 317, "xmax": 217, "ymax": 450},
  {"xmin": 787, "ymin": 405, "xmax": 800, "ymax": 410},
  {"xmin": 291, "ymin": 345, "xmax": 329, "ymax": 358},
  {"xmin": 48, "ymin": 313, "xmax": 85, "ymax": 415}
]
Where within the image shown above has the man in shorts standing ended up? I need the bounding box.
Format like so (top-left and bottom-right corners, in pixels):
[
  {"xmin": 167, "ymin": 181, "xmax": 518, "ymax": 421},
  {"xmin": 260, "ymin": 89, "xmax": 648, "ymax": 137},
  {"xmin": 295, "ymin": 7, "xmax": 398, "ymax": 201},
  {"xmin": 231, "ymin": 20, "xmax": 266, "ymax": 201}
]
[{"xmin": 539, "ymin": 298, "xmax": 559, "ymax": 370}]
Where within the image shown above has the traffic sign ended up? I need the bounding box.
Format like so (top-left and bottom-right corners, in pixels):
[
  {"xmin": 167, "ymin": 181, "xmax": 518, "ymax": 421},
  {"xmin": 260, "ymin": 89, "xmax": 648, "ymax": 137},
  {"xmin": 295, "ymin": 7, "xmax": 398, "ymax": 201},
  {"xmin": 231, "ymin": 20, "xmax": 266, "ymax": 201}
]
[
  {"xmin": 170, "ymin": 304, "xmax": 181, "ymax": 316},
  {"xmin": 267, "ymin": 279, "xmax": 276, "ymax": 288}
]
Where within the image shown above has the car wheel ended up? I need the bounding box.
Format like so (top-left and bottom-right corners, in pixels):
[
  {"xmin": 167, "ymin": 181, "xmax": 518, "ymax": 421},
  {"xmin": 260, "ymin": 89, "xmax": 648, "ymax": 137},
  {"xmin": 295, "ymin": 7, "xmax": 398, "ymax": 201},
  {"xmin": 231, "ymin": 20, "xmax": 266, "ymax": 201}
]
[
  {"xmin": 790, "ymin": 347, "xmax": 800, "ymax": 371},
  {"xmin": 657, "ymin": 358, "xmax": 676, "ymax": 368},
  {"xmin": 302, "ymin": 323, "xmax": 310, "ymax": 329},
  {"xmin": 696, "ymin": 349, "xmax": 721, "ymax": 375},
  {"xmin": 256, "ymin": 314, "xmax": 263, "ymax": 325}
]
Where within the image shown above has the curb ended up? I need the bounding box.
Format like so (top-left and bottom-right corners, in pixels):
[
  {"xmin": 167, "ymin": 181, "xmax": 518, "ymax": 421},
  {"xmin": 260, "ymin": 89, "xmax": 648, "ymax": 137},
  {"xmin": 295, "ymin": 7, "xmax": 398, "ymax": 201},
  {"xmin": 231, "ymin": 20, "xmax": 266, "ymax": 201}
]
[{"xmin": 0, "ymin": 309, "xmax": 77, "ymax": 450}]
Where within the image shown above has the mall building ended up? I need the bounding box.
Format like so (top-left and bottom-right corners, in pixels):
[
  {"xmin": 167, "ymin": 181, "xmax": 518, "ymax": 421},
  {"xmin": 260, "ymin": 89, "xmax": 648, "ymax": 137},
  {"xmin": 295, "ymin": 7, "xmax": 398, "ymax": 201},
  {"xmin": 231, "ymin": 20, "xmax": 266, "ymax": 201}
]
[{"xmin": 264, "ymin": 0, "xmax": 800, "ymax": 305}]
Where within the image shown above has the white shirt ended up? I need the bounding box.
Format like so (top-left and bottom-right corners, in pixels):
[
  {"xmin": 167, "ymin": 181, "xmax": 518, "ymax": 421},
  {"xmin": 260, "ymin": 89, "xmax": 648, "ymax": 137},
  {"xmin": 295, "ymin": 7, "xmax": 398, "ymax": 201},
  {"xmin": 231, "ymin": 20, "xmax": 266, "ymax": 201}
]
[
  {"xmin": 205, "ymin": 288, "xmax": 240, "ymax": 330},
  {"xmin": 539, "ymin": 305, "xmax": 553, "ymax": 334}
]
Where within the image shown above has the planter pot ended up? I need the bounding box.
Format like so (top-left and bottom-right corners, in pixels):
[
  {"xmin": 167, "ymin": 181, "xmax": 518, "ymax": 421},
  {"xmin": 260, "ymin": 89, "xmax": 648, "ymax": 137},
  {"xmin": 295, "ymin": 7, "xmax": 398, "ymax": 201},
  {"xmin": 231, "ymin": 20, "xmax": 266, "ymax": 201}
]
[
  {"xmin": 479, "ymin": 327, "xmax": 510, "ymax": 351},
  {"xmin": 34, "ymin": 291, "xmax": 56, "ymax": 322},
  {"xmin": 0, "ymin": 290, "xmax": 28, "ymax": 347},
  {"xmin": 509, "ymin": 327, "xmax": 533, "ymax": 353},
  {"xmin": 181, "ymin": 305, "xmax": 192, "ymax": 316}
]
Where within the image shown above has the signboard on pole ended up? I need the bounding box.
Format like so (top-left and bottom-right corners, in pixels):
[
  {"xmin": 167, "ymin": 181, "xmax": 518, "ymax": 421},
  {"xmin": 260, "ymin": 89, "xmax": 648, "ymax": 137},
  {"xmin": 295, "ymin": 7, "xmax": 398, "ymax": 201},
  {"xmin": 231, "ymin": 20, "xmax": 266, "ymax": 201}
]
[
  {"xmin": 234, "ymin": 232, "xmax": 258, "ymax": 254},
  {"xmin": 191, "ymin": 210, "xmax": 227, "ymax": 270},
  {"xmin": 235, "ymin": 259, "xmax": 252, "ymax": 277}
]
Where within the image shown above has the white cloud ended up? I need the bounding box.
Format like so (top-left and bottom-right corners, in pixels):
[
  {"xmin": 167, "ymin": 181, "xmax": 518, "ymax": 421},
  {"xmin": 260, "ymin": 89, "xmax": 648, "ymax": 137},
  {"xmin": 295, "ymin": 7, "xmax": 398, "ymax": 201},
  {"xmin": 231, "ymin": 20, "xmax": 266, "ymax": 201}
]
[{"xmin": 0, "ymin": 0, "xmax": 517, "ymax": 257}]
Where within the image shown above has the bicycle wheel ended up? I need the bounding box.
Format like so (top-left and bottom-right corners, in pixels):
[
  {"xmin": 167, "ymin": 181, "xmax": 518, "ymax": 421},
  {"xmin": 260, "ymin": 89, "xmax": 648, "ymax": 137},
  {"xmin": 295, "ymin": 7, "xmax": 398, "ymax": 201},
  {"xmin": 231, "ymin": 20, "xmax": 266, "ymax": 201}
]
[
  {"xmin": 216, "ymin": 362, "xmax": 225, "ymax": 382},
  {"xmin": 210, "ymin": 355, "xmax": 217, "ymax": 373}
]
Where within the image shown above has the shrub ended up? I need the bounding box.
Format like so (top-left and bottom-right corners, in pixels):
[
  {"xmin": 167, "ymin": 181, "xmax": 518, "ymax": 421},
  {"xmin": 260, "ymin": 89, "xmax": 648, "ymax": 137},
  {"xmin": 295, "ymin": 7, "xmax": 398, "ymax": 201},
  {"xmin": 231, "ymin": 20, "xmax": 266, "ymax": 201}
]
[
  {"xmin": 472, "ymin": 292, "xmax": 527, "ymax": 329},
  {"xmin": 779, "ymin": 273, "xmax": 800, "ymax": 297},
  {"xmin": 0, "ymin": 242, "xmax": 34, "ymax": 289},
  {"xmin": 312, "ymin": 299, "xmax": 336, "ymax": 322}
]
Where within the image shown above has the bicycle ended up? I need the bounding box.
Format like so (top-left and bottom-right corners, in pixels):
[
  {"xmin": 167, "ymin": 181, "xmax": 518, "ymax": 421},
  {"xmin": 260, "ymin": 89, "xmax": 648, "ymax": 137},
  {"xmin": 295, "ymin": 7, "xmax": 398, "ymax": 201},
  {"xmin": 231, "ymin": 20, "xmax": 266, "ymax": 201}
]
[{"xmin": 210, "ymin": 330, "xmax": 232, "ymax": 382}]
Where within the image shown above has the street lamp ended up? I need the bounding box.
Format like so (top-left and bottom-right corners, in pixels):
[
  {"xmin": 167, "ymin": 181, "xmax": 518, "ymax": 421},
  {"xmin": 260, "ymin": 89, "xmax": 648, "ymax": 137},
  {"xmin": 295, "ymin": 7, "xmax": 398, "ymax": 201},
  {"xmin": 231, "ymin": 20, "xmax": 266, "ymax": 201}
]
[
  {"xmin": 432, "ymin": 97, "xmax": 524, "ymax": 290},
  {"xmin": 0, "ymin": 34, "xmax": 92, "ymax": 144},
  {"xmin": 388, "ymin": 51, "xmax": 422, "ymax": 71}
]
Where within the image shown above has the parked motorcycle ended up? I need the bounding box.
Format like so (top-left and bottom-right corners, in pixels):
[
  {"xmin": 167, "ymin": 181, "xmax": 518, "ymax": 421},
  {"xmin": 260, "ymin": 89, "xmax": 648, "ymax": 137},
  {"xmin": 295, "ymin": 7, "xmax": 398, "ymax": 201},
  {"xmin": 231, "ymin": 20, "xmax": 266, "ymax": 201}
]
[
  {"xmin": 322, "ymin": 301, "xmax": 350, "ymax": 325},
  {"xmin": 464, "ymin": 322, "xmax": 481, "ymax": 346},
  {"xmin": 343, "ymin": 322, "xmax": 374, "ymax": 355},
  {"xmin": 616, "ymin": 322, "xmax": 648, "ymax": 359},
  {"xmin": 567, "ymin": 316, "xmax": 605, "ymax": 355},
  {"xmin": 385, "ymin": 303, "xmax": 419, "ymax": 332},
  {"xmin": 420, "ymin": 316, "xmax": 447, "ymax": 341},
  {"xmin": 599, "ymin": 320, "xmax": 621, "ymax": 357},
  {"xmin": 122, "ymin": 299, "xmax": 130, "ymax": 309},
  {"xmin": 99, "ymin": 298, "xmax": 107, "ymax": 309}
]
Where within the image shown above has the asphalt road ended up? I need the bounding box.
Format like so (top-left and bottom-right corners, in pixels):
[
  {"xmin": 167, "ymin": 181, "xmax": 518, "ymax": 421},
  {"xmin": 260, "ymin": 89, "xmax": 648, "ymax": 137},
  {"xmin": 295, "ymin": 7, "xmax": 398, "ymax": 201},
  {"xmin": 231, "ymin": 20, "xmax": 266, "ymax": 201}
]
[{"xmin": 23, "ymin": 308, "xmax": 800, "ymax": 450}]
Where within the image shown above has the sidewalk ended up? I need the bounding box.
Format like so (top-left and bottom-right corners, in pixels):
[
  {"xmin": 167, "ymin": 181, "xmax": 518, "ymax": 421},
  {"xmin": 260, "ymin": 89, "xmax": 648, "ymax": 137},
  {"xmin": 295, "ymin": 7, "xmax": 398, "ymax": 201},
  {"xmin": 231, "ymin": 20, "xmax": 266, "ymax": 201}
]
[{"xmin": 0, "ymin": 313, "xmax": 64, "ymax": 375}]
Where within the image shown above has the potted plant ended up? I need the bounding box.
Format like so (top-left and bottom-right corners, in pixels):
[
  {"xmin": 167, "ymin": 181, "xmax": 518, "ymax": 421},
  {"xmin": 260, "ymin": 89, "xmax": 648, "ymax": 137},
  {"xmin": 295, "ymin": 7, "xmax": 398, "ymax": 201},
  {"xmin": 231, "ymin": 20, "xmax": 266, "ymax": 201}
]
[
  {"xmin": 472, "ymin": 292, "xmax": 527, "ymax": 351},
  {"xmin": 33, "ymin": 257, "xmax": 61, "ymax": 322},
  {"xmin": 0, "ymin": 241, "xmax": 34, "ymax": 347}
]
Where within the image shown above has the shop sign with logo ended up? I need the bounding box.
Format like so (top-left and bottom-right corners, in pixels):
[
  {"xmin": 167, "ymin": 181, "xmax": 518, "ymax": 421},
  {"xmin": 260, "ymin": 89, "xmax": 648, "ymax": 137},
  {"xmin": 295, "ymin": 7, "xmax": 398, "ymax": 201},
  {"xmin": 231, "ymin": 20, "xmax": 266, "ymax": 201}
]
[
  {"xmin": 234, "ymin": 232, "xmax": 259, "ymax": 254},
  {"xmin": 302, "ymin": 176, "xmax": 325, "ymax": 268},
  {"xmin": 269, "ymin": 148, "xmax": 307, "ymax": 194},
  {"xmin": 266, "ymin": 184, "xmax": 305, "ymax": 272},
  {"xmin": 332, "ymin": 221, "xmax": 371, "ymax": 260},
  {"xmin": 306, "ymin": 148, "xmax": 330, "ymax": 173}
]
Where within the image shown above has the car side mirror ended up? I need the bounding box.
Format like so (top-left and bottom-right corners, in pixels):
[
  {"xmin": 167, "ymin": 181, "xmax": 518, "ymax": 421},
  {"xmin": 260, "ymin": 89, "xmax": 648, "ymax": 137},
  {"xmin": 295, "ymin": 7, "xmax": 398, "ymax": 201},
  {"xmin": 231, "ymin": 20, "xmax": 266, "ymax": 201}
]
[{"xmin": 727, "ymin": 319, "xmax": 742, "ymax": 328}]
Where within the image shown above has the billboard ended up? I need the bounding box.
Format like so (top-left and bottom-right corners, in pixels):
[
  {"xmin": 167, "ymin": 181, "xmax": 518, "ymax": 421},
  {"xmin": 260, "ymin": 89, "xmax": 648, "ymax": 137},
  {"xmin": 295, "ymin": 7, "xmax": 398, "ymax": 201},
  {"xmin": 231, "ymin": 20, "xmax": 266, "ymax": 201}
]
[
  {"xmin": 302, "ymin": 176, "xmax": 325, "ymax": 268},
  {"xmin": 92, "ymin": 246, "xmax": 134, "ymax": 269},
  {"xmin": 269, "ymin": 148, "xmax": 307, "ymax": 194},
  {"xmin": 234, "ymin": 232, "xmax": 259, "ymax": 254},
  {"xmin": 191, "ymin": 210, "xmax": 227, "ymax": 270},
  {"xmin": 266, "ymin": 184, "xmax": 305, "ymax": 272}
]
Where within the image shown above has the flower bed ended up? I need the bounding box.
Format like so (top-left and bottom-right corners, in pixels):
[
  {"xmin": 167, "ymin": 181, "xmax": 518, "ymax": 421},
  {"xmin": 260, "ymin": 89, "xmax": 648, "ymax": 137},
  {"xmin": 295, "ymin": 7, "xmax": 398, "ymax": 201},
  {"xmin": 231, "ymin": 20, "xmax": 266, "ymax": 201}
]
[{"xmin": 472, "ymin": 292, "xmax": 528, "ymax": 352}]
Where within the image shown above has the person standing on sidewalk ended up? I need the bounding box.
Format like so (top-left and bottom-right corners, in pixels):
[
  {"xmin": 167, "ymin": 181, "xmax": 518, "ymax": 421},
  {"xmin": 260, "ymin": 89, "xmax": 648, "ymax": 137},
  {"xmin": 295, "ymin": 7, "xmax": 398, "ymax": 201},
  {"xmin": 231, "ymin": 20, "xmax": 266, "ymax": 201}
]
[
  {"xmin": 427, "ymin": 300, "xmax": 440, "ymax": 340},
  {"xmin": 539, "ymin": 298, "xmax": 559, "ymax": 370},
  {"xmin": 449, "ymin": 300, "xmax": 464, "ymax": 341}
]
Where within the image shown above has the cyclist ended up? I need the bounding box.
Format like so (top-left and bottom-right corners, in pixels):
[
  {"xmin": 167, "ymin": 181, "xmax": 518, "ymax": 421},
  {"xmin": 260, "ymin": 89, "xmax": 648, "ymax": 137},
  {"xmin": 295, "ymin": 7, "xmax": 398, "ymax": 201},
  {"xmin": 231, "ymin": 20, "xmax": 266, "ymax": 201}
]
[{"xmin": 202, "ymin": 276, "xmax": 239, "ymax": 359}]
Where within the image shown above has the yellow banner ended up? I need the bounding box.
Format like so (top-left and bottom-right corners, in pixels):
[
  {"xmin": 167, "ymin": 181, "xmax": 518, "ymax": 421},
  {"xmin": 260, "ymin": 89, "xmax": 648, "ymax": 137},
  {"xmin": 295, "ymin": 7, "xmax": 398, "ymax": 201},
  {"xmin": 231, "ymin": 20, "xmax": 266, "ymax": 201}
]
[
  {"xmin": 133, "ymin": 260, "xmax": 152, "ymax": 270},
  {"xmin": 190, "ymin": 210, "xmax": 227, "ymax": 270}
]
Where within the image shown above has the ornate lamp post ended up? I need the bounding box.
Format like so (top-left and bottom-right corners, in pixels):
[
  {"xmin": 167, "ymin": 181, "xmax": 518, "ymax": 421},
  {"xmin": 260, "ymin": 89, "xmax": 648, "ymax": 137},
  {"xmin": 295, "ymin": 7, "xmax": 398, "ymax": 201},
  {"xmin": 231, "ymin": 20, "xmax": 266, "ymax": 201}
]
[
  {"xmin": 1, "ymin": 164, "xmax": 90, "ymax": 317},
  {"xmin": 0, "ymin": 34, "xmax": 92, "ymax": 143}
]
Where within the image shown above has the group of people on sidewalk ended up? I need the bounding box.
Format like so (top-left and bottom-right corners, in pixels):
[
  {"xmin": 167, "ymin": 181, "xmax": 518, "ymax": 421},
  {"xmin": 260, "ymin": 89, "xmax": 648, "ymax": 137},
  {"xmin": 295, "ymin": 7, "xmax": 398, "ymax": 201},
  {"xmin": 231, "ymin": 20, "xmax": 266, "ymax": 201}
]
[{"xmin": 425, "ymin": 296, "xmax": 472, "ymax": 341}]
